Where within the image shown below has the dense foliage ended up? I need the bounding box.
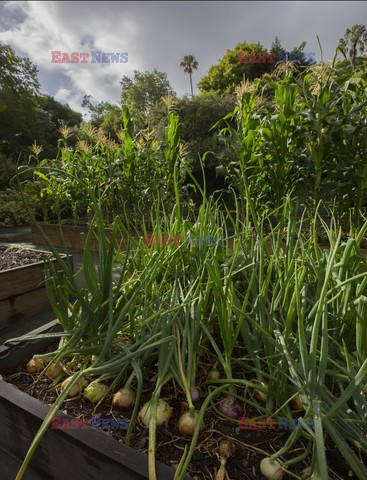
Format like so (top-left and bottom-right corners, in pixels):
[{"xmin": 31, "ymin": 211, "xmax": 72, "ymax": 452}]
[
  {"xmin": 198, "ymin": 40, "xmax": 274, "ymax": 94},
  {"xmin": 0, "ymin": 187, "xmax": 40, "ymax": 226},
  {"xmin": 120, "ymin": 69, "xmax": 175, "ymax": 116},
  {"xmin": 198, "ymin": 37, "xmax": 310, "ymax": 95},
  {"xmin": 32, "ymin": 107, "xmax": 187, "ymax": 225},
  {"xmin": 9, "ymin": 193, "xmax": 367, "ymax": 480},
  {"xmin": 215, "ymin": 60, "xmax": 367, "ymax": 229},
  {"xmin": 18, "ymin": 56, "xmax": 367, "ymax": 232},
  {"xmin": 0, "ymin": 44, "xmax": 82, "ymax": 164}
]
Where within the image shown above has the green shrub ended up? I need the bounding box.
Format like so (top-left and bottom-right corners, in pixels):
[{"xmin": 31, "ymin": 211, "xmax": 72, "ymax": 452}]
[
  {"xmin": 0, "ymin": 154, "xmax": 17, "ymax": 189},
  {"xmin": 0, "ymin": 188, "xmax": 40, "ymax": 226}
]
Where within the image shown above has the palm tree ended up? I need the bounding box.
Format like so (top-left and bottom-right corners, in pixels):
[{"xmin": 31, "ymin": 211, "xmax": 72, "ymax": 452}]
[
  {"xmin": 180, "ymin": 55, "xmax": 198, "ymax": 98},
  {"xmin": 339, "ymin": 24, "xmax": 367, "ymax": 69}
]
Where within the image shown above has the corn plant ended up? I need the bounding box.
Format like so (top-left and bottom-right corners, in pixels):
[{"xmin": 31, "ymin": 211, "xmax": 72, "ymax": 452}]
[
  {"xmin": 214, "ymin": 55, "xmax": 367, "ymax": 231},
  {"xmin": 33, "ymin": 107, "xmax": 188, "ymax": 226}
]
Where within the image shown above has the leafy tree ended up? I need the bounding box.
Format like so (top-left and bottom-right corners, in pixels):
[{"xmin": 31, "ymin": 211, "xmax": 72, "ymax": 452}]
[
  {"xmin": 339, "ymin": 24, "xmax": 367, "ymax": 69},
  {"xmin": 270, "ymin": 36, "xmax": 284, "ymax": 54},
  {"xmin": 0, "ymin": 44, "xmax": 82, "ymax": 162},
  {"xmin": 31, "ymin": 95, "xmax": 82, "ymax": 158},
  {"xmin": 148, "ymin": 93, "xmax": 235, "ymax": 157},
  {"xmin": 180, "ymin": 55, "xmax": 198, "ymax": 98},
  {"xmin": 0, "ymin": 44, "xmax": 40, "ymax": 158},
  {"xmin": 0, "ymin": 44, "xmax": 39, "ymax": 96},
  {"xmin": 120, "ymin": 69, "xmax": 174, "ymax": 116},
  {"xmin": 292, "ymin": 41, "xmax": 307, "ymax": 53},
  {"xmin": 271, "ymin": 37, "xmax": 309, "ymax": 67},
  {"xmin": 39, "ymin": 95, "xmax": 82, "ymax": 128},
  {"xmin": 0, "ymin": 153, "xmax": 17, "ymax": 189},
  {"xmin": 82, "ymin": 96, "xmax": 122, "ymax": 137},
  {"xmin": 198, "ymin": 41, "xmax": 273, "ymax": 95},
  {"xmin": 176, "ymin": 93, "xmax": 236, "ymax": 161}
]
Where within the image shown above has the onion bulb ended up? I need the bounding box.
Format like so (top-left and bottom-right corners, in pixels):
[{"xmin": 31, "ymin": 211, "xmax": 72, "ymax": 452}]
[
  {"xmin": 218, "ymin": 397, "xmax": 244, "ymax": 419},
  {"xmin": 46, "ymin": 362, "xmax": 63, "ymax": 379},
  {"xmin": 84, "ymin": 380, "xmax": 109, "ymax": 403},
  {"xmin": 26, "ymin": 357, "xmax": 45, "ymax": 373},
  {"xmin": 254, "ymin": 381, "xmax": 268, "ymax": 402},
  {"xmin": 138, "ymin": 398, "xmax": 172, "ymax": 427},
  {"xmin": 60, "ymin": 376, "xmax": 87, "ymax": 397},
  {"xmin": 208, "ymin": 369, "xmax": 221, "ymax": 380},
  {"xmin": 112, "ymin": 387, "xmax": 136, "ymax": 410},
  {"xmin": 216, "ymin": 440, "xmax": 234, "ymax": 480},
  {"xmin": 190, "ymin": 386, "xmax": 201, "ymax": 402},
  {"xmin": 218, "ymin": 439, "xmax": 234, "ymax": 460},
  {"xmin": 178, "ymin": 410, "xmax": 200, "ymax": 437},
  {"xmin": 290, "ymin": 394, "xmax": 304, "ymax": 411},
  {"xmin": 260, "ymin": 458, "xmax": 284, "ymax": 480},
  {"xmin": 301, "ymin": 467, "xmax": 321, "ymax": 480}
]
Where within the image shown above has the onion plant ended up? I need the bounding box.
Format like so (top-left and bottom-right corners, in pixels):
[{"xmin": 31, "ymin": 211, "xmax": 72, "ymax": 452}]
[{"xmin": 6, "ymin": 149, "xmax": 367, "ymax": 480}]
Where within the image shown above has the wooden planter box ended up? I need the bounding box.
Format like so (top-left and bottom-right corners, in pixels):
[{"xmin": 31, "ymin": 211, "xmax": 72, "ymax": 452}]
[
  {"xmin": 0, "ymin": 248, "xmax": 72, "ymax": 332},
  {"xmin": 31, "ymin": 224, "xmax": 138, "ymax": 252},
  {"xmin": 0, "ymin": 322, "xmax": 190, "ymax": 480},
  {"xmin": 31, "ymin": 223, "xmax": 99, "ymax": 251}
]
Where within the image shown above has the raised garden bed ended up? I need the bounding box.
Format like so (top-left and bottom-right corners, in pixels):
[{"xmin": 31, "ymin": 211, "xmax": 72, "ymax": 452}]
[
  {"xmin": 0, "ymin": 246, "xmax": 72, "ymax": 332},
  {"xmin": 0, "ymin": 321, "xmax": 189, "ymax": 480},
  {"xmin": 2, "ymin": 333, "xmax": 360, "ymax": 480},
  {"xmin": 31, "ymin": 223, "xmax": 100, "ymax": 251},
  {"xmin": 31, "ymin": 223, "xmax": 139, "ymax": 251},
  {"xmin": 16, "ymin": 212, "xmax": 367, "ymax": 480}
]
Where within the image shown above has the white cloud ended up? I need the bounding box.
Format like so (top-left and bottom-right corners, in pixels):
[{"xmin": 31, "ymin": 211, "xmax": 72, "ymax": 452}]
[
  {"xmin": 0, "ymin": 1, "xmax": 140, "ymax": 113},
  {"xmin": 1, "ymin": 0, "xmax": 367, "ymax": 115}
]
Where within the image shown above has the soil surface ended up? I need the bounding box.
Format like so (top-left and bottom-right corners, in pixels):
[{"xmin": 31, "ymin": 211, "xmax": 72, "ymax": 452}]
[
  {"xmin": 4, "ymin": 350, "xmax": 363, "ymax": 480},
  {"xmin": 0, "ymin": 246, "xmax": 52, "ymax": 271}
]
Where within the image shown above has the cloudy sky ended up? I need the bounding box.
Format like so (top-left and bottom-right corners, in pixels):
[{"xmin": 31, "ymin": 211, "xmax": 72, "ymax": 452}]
[{"xmin": 0, "ymin": 1, "xmax": 366, "ymax": 117}]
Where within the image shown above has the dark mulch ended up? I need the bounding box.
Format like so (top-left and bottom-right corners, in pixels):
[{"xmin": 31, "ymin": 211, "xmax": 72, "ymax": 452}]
[{"xmin": 0, "ymin": 246, "xmax": 52, "ymax": 271}]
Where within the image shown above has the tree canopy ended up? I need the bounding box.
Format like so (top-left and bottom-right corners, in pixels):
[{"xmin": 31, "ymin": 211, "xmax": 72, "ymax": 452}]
[
  {"xmin": 0, "ymin": 44, "xmax": 40, "ymax": 158},
  {"xmin": 339, "ymin": 24, "xmax": 367, "ymax": 69},
  {"xmin": 198, "ymin": 41, "xmax": 273, "ymax": 95},
  {"xmin": 120, "ymin": 69, "xmax": 175, "ymax": 116},
  {"xmin": 82, "ymin": 96, "xmax": 122, "ymax": 137},
  {"xmin": 0, "ymin": 43, "xmax": 82, "ymax": 162},
  {"xmin": 180, "ymin": 55, "xmax": 199, "ymax": 97}
]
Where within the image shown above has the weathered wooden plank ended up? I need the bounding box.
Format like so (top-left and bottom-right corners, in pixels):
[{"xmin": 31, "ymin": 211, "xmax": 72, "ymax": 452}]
[
  {"xmin": 0, "ymin": 251, "xmax": 70, "ymax": 300},
  {"xmin": 0, "ymin": 382, "xmax": 163, "ymax": 480},
  {"xmin": 32, "ymin": 224, "xmax": 136, "ymax": 251},
  {"xmin": 0, "ymin": 287, "xmax": 50, "ymax": 330},
  {"xmin": 0, "ymin": 382, "xmax": 185, "ymax": 479},
  {"xmin": 0, "ymin": 445, "xmax": 43, "ymax": 480},
  {"xmin": 32, "ymin": 224, "xmax": 99, "ymax": 250},
  {"xmin": 0, "ymin": 320, "xmax": 60, "ymax": 370},
  {"xmin": 0, "ymin": 323, "xmax": 190, "ymax": 480},
  {"xmin": 0, "ymin": 262, "xmax": 47, "ymax": 300},
  {"xmin": 0, "ymin": 251, "xmax": 72, "ymax": 333}
]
